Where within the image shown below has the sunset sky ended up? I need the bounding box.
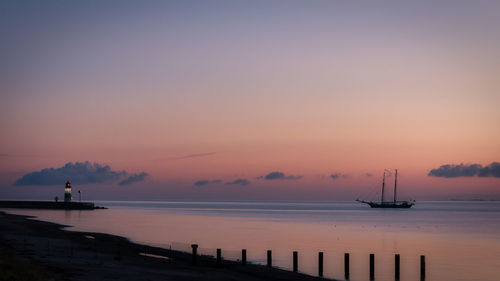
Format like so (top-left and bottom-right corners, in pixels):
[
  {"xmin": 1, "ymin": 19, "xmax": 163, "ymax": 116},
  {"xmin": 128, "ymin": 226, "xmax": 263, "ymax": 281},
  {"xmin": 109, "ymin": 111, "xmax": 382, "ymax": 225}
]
[{"xmin": 1, "ymin": 1, "xmax": 499, "ymax": 200}]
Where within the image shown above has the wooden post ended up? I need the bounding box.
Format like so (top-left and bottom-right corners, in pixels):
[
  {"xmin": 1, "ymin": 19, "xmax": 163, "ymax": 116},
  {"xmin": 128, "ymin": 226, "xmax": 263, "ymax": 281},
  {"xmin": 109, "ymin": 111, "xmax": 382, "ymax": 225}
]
[
  {"xmin": 420, "ymin": 255, "xmax": 426, "ymax": 281},
  {"xmin": 216, "ymin": 248, "xmax": 222, "ymax": 266},
  {"xmin": 267, "ymin": 250, "xmax": 272, "ymax": 268},
  {"xmin": 318, "ymin": 252, "xmax": 324, "ymax": 277},
  {"xmin": 344, "ymin": 253, "xmax": 350, "ymax": 280},
  {"xmin": 370, "ymin": 253, "xmax": 375, "ymax": 281},
  {"xmin": 395, "ymin": 254, "xmax": 400, "ymax": 281},
  {"xmin": 242, "ymin": 249, "xmax": 246, "ymax": 265},
  {"xmin": 293, "ymin": 251, "xmax": 298, "ymax": 272},
  {"xmin": 191, "ymin": 244, "xmax": 198, "ymax": 265}
]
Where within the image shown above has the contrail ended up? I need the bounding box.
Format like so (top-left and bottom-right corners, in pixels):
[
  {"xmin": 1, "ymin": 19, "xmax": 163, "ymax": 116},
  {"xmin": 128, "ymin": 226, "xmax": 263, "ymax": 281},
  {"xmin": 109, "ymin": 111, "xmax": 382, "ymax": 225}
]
[{"xmin": 160, "ymin": 152, "xmax": 218, "ymax": 161}]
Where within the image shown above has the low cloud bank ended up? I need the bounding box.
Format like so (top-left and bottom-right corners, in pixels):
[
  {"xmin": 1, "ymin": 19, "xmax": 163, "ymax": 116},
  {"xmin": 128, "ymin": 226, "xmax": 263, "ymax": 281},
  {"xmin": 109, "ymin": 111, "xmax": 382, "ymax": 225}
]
[
  {"xmin": 257, "ymin": 171, "xmax": 303, "ymax": 180},
  {"xmin": 194, "ymin": 179, "xmax": 222, "ymax": 186},
  {"xmin": 226, "ymin": 179, "xmax": 250, "ymax": 186},
  {"xmin": 428, "ymin": 162, "xmax": 500, "ymax": 178},
  {"xmin": 14, "ymin": 161, "xmax": 149, "ymax": 186},
  {"xmin": 118, "ymin": 172, "xmax": 149, "ymax": 186},
  {"xmin": 330, "ymin": 173, "xmax": 350, "ymax": 180}
]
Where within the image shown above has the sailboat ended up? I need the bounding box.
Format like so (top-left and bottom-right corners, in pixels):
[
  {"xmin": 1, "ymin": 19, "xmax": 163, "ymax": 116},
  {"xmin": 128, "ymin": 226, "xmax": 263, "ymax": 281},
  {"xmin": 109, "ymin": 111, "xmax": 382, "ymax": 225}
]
[{"xmin": 357, "ymin": 169, "xmax": 415, "ymax": 208}]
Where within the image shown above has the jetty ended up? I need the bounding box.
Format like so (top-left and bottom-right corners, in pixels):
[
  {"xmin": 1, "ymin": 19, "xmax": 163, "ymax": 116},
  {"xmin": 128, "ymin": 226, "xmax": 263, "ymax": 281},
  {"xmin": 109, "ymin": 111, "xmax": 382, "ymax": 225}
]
[
  {"xmin": 0, "ymin": 181, "xmax": 105, "ymax": 210},
  {"xmin": 0, "ymin": 200, "xmax": 105, "ymax": 210}
]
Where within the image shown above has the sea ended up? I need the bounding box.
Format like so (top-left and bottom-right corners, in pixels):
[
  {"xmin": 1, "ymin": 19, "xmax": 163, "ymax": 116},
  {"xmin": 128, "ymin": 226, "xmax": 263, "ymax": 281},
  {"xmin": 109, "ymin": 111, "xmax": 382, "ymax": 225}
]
[{"xmin": 3, "ymin": 200, "xmax": 500, "ymax": 281}]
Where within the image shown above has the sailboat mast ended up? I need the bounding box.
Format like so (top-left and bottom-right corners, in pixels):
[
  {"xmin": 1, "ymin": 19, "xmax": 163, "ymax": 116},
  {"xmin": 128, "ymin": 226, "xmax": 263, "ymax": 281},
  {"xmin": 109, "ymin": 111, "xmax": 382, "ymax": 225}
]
[
  {"xmin": 394, "ymin": 169, "xmax": 398, "ymax": 203},
  {"xmin": 381, "ymin": 171, "xmax": 385, "ymax": 203}
]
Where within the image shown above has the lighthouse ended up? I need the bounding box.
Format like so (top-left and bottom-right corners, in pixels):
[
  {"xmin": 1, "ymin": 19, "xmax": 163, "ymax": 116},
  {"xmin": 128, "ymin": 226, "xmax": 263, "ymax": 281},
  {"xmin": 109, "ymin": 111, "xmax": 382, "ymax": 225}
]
[{"xmin": 64, "ymin": 181, "xmax": 72, "ymax": 202}]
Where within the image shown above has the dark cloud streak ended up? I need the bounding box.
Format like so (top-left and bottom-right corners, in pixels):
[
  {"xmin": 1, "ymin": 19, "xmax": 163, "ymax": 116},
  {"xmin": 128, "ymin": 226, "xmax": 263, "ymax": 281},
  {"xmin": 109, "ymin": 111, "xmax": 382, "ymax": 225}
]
[{"xmin": 0, "ymin": 153, "xmax": 38, "ymax": 158}]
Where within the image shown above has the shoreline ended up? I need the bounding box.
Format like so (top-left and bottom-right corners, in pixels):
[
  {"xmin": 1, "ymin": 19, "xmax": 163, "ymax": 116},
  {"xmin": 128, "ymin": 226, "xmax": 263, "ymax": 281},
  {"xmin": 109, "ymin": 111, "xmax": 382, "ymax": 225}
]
[{"xmin": 0, "ymin": 211, "xmax": 336, "ymax": 281}]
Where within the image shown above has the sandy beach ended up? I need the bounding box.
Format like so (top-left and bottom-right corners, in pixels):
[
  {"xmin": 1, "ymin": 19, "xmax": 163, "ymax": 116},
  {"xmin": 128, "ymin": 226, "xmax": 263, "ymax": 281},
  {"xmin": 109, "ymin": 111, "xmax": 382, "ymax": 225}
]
[{"xmin": 0, "ymin": 211, "xmax": 334, "ymax": 281}]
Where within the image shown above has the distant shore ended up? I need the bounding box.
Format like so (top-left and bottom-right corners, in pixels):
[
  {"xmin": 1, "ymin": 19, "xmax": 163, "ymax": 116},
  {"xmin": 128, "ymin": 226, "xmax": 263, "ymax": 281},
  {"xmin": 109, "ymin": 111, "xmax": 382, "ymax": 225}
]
[{"xmin": 0, "ymin": 211, "xmax": 334, "ymax": 281}]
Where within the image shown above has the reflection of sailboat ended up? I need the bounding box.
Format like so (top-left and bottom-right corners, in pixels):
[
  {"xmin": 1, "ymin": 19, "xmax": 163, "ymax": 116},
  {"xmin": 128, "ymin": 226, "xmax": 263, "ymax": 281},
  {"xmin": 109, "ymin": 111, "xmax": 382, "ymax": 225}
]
[{"xmin": 357, "ymin": 169, "xmax": 415, "ymax": 208}]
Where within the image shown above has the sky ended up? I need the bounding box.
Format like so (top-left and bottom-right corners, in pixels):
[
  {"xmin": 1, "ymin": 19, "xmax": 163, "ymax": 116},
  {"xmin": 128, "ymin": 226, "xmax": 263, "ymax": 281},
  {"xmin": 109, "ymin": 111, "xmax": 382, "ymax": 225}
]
[{"xmin": 1, "ymin": 0, "xmax": 499, "ymax": 200}]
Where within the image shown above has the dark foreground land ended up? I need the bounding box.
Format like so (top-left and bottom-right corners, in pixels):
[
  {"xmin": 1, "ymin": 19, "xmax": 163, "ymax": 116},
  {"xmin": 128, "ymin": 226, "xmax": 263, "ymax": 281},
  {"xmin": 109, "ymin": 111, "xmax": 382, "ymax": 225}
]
[{"xmin": 0, "ymin": 211, "xmax": 336, "ymax": 281}]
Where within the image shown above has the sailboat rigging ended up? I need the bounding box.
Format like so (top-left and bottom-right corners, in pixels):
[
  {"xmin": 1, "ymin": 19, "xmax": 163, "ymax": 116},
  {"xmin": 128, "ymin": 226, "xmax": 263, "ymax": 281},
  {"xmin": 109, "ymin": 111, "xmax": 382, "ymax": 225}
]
[{"xmin": 357, "ymin": 169, "xmax": 415, "ymax": 208}]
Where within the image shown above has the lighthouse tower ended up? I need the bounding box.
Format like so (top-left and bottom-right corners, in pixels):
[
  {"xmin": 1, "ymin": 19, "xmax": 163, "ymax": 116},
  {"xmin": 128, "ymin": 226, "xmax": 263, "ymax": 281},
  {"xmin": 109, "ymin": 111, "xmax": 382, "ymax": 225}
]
[{"xmin": 64, "ymin": 181, "xmax": 72, "ymax": 202}]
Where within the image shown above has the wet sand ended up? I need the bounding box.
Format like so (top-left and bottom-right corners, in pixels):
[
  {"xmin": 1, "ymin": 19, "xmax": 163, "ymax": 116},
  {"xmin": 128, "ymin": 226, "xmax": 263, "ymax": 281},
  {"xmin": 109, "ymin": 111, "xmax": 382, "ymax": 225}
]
[{"xmin": 0, "ymin": 211, "xmax": 336, "ymax": 281}]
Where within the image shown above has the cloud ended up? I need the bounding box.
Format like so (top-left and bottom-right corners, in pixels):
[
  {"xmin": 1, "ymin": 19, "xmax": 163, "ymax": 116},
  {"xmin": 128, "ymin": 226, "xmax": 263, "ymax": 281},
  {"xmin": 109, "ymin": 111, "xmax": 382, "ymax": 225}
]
[
  {"xmin": 257, "ymin": 171, "xmax": 303, "ymax": 180},
  {"xmin": 330, "ymin": 173, "xmax": 350, "ymax": 180},
  {"xmin": 14, "ymin": 161, "xmax": 149, "ymax": 186},
  {"xmin": 477, "ymin": 163, "xmax": 500, "ymax": 177},
  {"xmin": 226, "ymin": 179, "xmax": 250, "ymax": 186},
  {"xmin": 0, "ymin": 153, "xmax": 35, "ymax": 158},
  {"xmin": 160, "ymin": 152, "xmax": 217, "ymax": 161},
  {"xmin": 194, "ymin": 179, "xmax": 222, "ymax": 186},
  {"xmin": 428, "ymin": 162, "xmax": 500, "ymax": 178},
  {"xmin": 118, "ymin": 172, "xmax": 149, "ymax": 186},
  {"xmin": 365, "ymin": 173, "xmax": 373, "ymax": 177}
]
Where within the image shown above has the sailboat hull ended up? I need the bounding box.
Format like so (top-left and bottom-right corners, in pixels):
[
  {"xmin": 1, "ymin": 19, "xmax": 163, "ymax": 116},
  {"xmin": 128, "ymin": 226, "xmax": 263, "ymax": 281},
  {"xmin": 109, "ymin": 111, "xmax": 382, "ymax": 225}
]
[{"xmin": 365, "ymin": 202, "xmax": 414, "ymax": 208}]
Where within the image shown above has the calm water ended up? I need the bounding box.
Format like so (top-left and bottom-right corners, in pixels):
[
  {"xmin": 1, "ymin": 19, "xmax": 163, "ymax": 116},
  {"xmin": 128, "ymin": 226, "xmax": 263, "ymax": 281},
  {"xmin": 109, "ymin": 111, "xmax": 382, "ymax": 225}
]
[{"xmin": 3, "ymin": 201, "xmax": 500, "ymax": 281}]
